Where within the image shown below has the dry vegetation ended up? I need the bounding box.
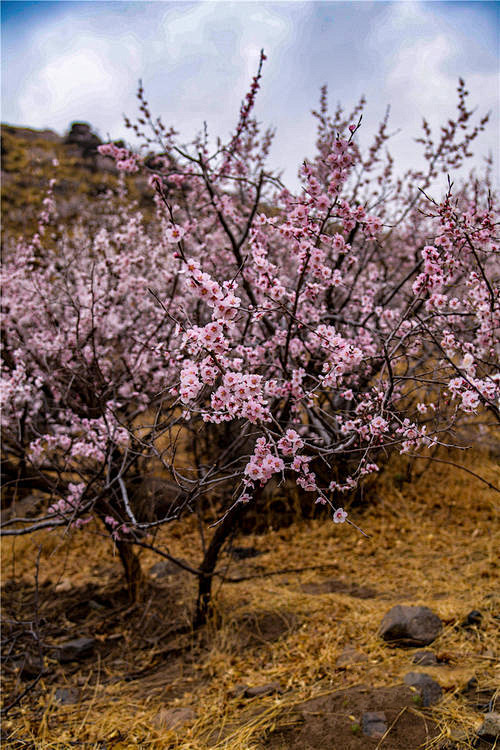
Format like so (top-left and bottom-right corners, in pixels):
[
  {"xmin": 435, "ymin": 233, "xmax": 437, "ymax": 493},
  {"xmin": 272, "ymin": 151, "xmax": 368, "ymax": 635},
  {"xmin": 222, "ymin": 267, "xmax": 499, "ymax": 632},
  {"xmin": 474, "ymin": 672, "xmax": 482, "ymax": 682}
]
[{"xmin": 2, "ymin": 447, "xmax": 498, "ymax": 749}]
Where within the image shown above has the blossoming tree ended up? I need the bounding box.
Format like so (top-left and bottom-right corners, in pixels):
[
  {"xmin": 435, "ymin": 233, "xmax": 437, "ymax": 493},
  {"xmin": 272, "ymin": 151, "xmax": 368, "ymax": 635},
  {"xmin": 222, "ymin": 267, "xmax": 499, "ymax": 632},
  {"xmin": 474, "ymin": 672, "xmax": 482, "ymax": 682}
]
[{"xmin": 2, "ymin": 53, "xmax": 498, "ymax": 623}]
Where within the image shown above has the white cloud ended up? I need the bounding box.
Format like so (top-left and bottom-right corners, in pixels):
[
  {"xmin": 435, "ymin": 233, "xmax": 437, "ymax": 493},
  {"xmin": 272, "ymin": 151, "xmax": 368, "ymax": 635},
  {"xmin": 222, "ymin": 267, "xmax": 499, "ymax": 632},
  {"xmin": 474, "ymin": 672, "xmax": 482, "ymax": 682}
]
[
  {"xmin": 3, "ymin": 1, "xmax": 497, "ymax": 188},
  {"xmin": 19, "ymin": 48, "xmax": 114, "ymax": 127},
  {"xmin": 363, "ymin": 0, "xmax": 498, "ymax": 186}
]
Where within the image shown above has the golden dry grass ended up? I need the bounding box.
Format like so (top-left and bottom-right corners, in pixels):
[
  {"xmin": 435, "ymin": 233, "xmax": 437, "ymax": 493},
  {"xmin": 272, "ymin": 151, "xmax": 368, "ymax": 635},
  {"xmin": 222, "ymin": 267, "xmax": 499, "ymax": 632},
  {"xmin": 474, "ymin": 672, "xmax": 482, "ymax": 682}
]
[{"xmin": 2, "ymin": 447, "xmax": 499, "ymax": 749}]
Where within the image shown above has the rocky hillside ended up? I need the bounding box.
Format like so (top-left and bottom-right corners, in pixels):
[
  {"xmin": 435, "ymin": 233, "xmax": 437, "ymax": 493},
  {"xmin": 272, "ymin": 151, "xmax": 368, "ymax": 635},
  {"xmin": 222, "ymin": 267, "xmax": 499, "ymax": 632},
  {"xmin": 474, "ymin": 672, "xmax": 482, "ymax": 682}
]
[{"xmin": 1, "ymin": 122, "xmax": 151, "ymax": 237}]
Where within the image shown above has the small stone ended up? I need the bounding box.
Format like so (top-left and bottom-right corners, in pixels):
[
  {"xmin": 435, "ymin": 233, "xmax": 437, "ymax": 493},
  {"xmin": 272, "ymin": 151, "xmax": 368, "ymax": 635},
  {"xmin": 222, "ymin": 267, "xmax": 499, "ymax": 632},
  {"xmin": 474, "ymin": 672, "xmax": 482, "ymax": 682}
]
[
  {"xmin": 336, "ymin": 645, "xmax": 368, "ymax": 668},
  {"xmin": 154, "ymin": 707, "xmax": 195, "ymax": 730},
  {"xmin": 412, "ymin": 650, "xmax": 438, "ymax": 666},
  {"xmin": 54, "ymin": 687, "xmax": 80, "ymax": 705},
  {"xmin": 245, "ymin": 682, "xmax": 282, "ymax": 697},
  {"xmin": 404, "ymin": 672, "xmax": 443, "ymax": 707},
  {"xmin": 231, "ymin": 546, "xmax": 262, "ymax": 560},
  {"xmin": 449, "ymin": 727, "xmax": 469, "ymax": 742},
  {"xmin": 56, "ymin": 637, "xmax": 95, "ymax": 663},
  {"xmin": 380, "ymin": 605, "xmax": 442, "ymax": 646},
  {"xmin": 477, "ymin": 712, "xmax": 500, "ymax": 740},
  {"xmin": 461, "ymin": 610, "xmax": 483, "ymax": 628},
  {"xmin": 3, "ymin": 494, "xmax": 44, "ymax": 522},
  {"xmin": 465, "ymin": 677, "xmax": 478, "ymax": 691},
  {"xmin": 362, "ymin": 711, "xmax": 387, "ymax": 738}
]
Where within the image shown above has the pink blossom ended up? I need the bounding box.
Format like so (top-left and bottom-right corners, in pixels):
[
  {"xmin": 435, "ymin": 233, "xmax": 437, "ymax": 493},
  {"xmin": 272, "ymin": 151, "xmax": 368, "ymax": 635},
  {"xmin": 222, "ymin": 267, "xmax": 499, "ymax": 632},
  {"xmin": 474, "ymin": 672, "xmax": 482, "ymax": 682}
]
[
  {"xmin": 461, "ymin": 390, "xmax": 480, "ymax": 412},
  {"xmin": 165, "ymin": 224, "xmax": 186, "ymax": 243},
  {"xmin": 369, "ymin": 416, "xmax": 388, "ymax": 435},
  {"xmin": 333, "ymin": 508, "xmax": 348, "ymax": 523}
]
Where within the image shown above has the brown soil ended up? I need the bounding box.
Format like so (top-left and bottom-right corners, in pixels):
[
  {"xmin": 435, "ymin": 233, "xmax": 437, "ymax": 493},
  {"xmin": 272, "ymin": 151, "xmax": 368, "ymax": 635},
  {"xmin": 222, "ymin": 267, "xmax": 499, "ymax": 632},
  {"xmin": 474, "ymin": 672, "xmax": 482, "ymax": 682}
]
[{"xmin": 267, "ymin": 685, "xmax": 439, "ymax": 749}]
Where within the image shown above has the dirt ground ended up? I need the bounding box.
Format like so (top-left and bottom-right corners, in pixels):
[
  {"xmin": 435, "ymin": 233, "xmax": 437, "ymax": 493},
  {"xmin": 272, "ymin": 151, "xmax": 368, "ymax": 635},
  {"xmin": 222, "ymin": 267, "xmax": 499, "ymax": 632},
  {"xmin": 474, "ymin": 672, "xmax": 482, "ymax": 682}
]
[{"xmin": 1, "ymin": 449, "xmax": 499, "ymax": 749}]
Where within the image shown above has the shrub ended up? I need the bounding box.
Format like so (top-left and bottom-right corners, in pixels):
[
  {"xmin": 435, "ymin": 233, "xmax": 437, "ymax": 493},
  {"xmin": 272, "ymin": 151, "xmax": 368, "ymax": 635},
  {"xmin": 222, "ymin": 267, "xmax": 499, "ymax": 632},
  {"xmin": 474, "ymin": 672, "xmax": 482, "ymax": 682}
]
[{"xmin": 2, "ymin": 53, "xmax": 498, "ymax": 623}]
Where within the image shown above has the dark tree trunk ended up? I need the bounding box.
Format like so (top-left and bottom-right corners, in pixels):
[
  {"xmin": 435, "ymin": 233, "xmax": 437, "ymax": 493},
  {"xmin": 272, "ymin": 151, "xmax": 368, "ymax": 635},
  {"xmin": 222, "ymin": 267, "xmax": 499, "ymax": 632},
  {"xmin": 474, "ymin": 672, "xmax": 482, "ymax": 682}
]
[
  {"xmin": 115, "ymin": 539, "xmax": 143, "ymax": 601},
  {"xmin": 193, "ymin": 492, "xmax": 259, "ymax": 629}
]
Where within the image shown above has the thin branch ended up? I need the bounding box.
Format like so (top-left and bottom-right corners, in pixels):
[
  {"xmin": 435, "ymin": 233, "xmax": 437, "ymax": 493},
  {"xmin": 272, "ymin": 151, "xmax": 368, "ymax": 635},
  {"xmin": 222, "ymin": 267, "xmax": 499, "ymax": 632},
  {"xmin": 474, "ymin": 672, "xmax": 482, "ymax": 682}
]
[{"xmin": 405, "ymin": 453, "xmax": 500, "ymax": 493}]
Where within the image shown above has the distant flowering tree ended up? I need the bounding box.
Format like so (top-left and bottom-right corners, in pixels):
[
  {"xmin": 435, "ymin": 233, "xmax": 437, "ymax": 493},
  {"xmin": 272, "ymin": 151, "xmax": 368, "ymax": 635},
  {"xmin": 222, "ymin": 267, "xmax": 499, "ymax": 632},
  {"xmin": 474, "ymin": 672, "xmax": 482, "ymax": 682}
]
[{"xmin": 2, "ymin": 53, "xmax": 498, "ymax": 623}]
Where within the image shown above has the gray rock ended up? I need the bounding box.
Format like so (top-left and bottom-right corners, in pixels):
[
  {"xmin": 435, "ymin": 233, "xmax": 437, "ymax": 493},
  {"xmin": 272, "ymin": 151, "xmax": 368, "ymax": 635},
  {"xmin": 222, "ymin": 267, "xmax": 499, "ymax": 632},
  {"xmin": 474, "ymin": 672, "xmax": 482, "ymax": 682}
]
[
  {"xmin": 380, "ymin": 605, "xmax": 442, "ymax": 646},
  {"xmin": 65, "ymin": 122, "xmax": 101, "ymax": 157},
  {"xmin": 477, "ymin": 712, "xmax": 500, "ymax": 739},
  {"xmin": 54, "ymin": 687, "xmax": 80, "ymax": 705},
  {"xmin": 448, "ymin": 727, "xmax": 469, "ymax": 742},
  {"xmin": 56, "ymin": 637, "xmax": 95, "ymax": 663},
  {"xmin": 412, "ymin": 650, "xmax": 438, "ymax": 666},
  {"xmin": 461, "ymin": 610, "xmax": 483, "ymax": 628},
  {"xmin": 362, "ymin": 711, "xmax": 387, "ymax": 738},
  {"xmin": 404, "ymin": 672, "xmax": 443, "ymax": 706},
  {"xmin": 2, "ymin": 494, "xmax": 45, "ymax": 522}
]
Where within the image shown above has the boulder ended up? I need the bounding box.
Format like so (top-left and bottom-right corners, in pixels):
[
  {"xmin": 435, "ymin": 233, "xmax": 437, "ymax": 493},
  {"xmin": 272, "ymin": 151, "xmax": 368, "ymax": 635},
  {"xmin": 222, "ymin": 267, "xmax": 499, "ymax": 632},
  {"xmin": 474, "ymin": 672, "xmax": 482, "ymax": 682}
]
[
  {"xmin": 65, "ymin": 122, "xmax": 100, "ymax": 144},
  {"xmin": 380, "ymin": 605, "xmax": 442, "ymax": 646},
  {"xmin": 65, "ymin": 122, "xmax": 101, "ymax": 158}
]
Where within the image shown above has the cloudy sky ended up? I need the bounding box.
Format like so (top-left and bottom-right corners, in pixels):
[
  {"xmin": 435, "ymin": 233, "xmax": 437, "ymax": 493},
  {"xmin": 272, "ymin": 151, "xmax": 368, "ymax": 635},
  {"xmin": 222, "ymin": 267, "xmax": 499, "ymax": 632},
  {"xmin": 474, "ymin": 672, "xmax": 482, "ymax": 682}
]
[{"xmin": 2, "ymin": 1, "xmax": 498, "ymax": 188}]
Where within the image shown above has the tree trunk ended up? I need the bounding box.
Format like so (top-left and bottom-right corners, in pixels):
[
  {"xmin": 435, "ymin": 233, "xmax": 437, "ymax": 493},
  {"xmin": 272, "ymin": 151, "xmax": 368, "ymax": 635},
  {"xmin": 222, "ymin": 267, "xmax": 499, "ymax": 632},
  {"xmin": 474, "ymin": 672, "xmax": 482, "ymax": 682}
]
[
  {"xmin": 97, "ymin": 507, "xmax": 144, "ymax": 602},
  {"xmin": 193, "ymin": 493, "xmax": 259, "ymax": 629},
  {"xmin": 115, "ymin": 539, "xmax": 143, "ymax": 602}
]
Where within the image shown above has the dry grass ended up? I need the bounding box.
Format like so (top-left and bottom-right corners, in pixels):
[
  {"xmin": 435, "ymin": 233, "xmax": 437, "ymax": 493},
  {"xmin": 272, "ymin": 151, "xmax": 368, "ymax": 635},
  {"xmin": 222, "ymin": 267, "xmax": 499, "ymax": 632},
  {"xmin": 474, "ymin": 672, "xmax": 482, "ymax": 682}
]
[{"xmin": 1, "ymin": 447, "xmax": 499, "ymax": 749}]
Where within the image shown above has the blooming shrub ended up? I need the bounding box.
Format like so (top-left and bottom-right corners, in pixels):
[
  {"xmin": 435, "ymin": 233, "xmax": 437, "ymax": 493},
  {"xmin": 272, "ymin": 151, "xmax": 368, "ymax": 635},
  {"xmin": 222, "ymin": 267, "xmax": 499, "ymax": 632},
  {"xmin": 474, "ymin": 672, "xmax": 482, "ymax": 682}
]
[{"xmin": 2, "ymin": 54, "xmax": 498, "ymax": 614}]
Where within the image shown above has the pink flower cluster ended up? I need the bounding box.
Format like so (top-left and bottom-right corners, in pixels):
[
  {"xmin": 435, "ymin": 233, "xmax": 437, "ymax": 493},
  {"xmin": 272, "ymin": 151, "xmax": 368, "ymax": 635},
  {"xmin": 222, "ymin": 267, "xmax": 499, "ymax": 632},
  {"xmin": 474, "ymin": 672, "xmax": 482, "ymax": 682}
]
[
  {"xmin": 244, "ymin": 438, "xmax": 285, "ymax": 483},
  {"xmin": 208, "ymin": 372, "xmax": 270, "ymax": 424},
  {"xmin": 98, "ymin": 143, "xmax": 139, "ymax": 173},
  {"xmin": 277, "ymin": 429, "xmax": 304, "ymax": 456},
  {"xmin": 48, "ymin": 482, "xmax": 86, "ymax": 518},
  {"xmin": 183, "ymin": 258, "xmax": 241, "ymax": 321}
]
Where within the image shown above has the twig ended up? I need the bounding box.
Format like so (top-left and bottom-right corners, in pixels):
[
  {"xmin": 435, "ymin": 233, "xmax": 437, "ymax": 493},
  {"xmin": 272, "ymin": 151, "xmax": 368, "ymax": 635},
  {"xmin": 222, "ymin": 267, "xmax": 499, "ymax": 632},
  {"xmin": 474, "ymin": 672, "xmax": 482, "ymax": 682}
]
[{"xmin": 118, "ymin": 476, "xmax": 137, "ymax": 526}]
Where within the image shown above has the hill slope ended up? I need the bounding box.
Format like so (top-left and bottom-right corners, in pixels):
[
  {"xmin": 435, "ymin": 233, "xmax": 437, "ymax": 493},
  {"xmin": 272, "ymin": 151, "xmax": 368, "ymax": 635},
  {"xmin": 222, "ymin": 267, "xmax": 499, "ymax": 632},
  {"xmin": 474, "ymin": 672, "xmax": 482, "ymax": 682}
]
[{"xmin": 1, "ymin": 122, "xmax": 149, "ymax": 237}]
